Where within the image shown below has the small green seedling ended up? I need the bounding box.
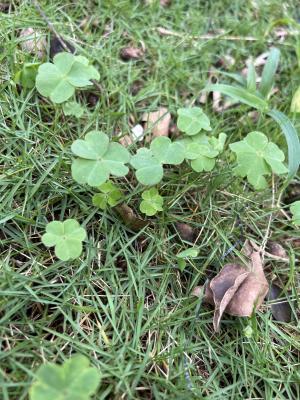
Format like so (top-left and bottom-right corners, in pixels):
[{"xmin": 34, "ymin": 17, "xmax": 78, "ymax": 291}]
[
  {"xmin": 92, "ymin": 181, "xmax": 123, "ymax": 210},
  {"xmin": 230, "ymin": 131, "xmax": 288, "ymax": 190},
  {"xmin": 182, "ymin": 132, "xmax": 227, "ymax": 172},
  {"xmin": 29, "ymin": 354, "xmax": 101, "ymax": 400},
  {"xmin": 14, "ymin": 62, "xmax": 40, "ymax": 89},
  {"xmin": 63, "ymin": 101, "xmax": 85, "ymax": 118},
  {"xmin": 139, "ymin": 188, "xmax": 163, "ymax": 216},
  {"xmin": 290, "ymin": 201, "xmax": 300, "ymax": 225},
  {"xmin": 42, "ymin": 219, "xmax": 86, "ymax": 261},
  {"xmin": 36, "ymin": 52, "xmax": 99, "ymax": 103},
  {"xmin": 71, "ymin": 131, "xmax": 130, "ymax": 187},
  {"xmin": 130, "ymin": 136, "xmax": 185, "ymax": 185},
  {"xmin": 176, "ymin": 247, "xmax": 199, "ymax": 271},
  {"xmin": 177, "ymin": 107, "xmax": 211, "ymax": 136}
]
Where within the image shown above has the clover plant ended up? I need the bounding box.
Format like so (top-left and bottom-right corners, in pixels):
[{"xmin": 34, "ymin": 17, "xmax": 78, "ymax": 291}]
[
  {"xmin": 139, "ymin": 188, "xmax": 163, "ymax": 216},
  {"xmin": 181, "ymin": 132, "xmax": 227, "ymax": 172},
  {"xmin": 29, "ymin": 354, "xmax": 101, "ymax": 400},
  {"xmin": 63, "ymin": 101, "xmax": 85, "ymax": 118},
  {"xmin": 36, "ymin": 52, "xmax": 99, "ymax": 103},
  {"xmin": 42, "ymin": 219, "xmax": 86, "ymax": 261},
  {"xmin": 130, "ymin": 136, "xmax": 185, "ymax": 185},
  {"xmin": 176, "ymin": 247, "xmax": 199, "ymax": 271},
  {"xmin": 177, "ymin": 107, "xmax": 211, "ymax": 135},
  {"xmin": 204, "ymin": 48, "xmax": 300, "ymax": 178},
  {"xmin": 92, "ymin": 181, "xmax": 123, "ymax": 210},
  {"xmin": 14, "ymin": 62, "xmax": 40, "ymax": 89},
  {"xmin": 71, "ymin": 131, "xmax": 130, "ymax": 187},
  {"xmin": 230, "ymin": 131, "xmax": 288, "ymax": 190},
  {"xmin": 290, "ymin": 201, "xmax": 300, "ymax": 225}
]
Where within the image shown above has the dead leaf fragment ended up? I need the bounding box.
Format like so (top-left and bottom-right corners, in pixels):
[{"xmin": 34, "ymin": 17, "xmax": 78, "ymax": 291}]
[
  {"xmin": 19, "ymin": 28, "xmax": 46, "ymax": 59},
  {"xmin": 266, "ymin": 242, "xmax": 287, "ymax": 259},
  {"xmin": 268, "ymin": 283, "xmax": 292, "ymax": 323},
  {"xmin": 193, "ymin": 241, "xmax": 269, "ymax": 332},
  {"xmin": 114, "ymin": 203, "xmax": 149, "ymax": 232},
  {"xmin": 175, "ymin": 222, "xmax": 197, "ymax": 243},
  {"xmin": 120, "ymin": 47, "xmax": 144, "ymax": 61},
  {"xmin": 142, "ymin": 107, "xmax": 171, "ymax": 138}
]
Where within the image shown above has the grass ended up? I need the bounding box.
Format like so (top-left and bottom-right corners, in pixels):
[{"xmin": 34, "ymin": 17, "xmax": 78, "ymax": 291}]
[{"xmin": 1, "ymin": 0, "xmax": 300, "ymax": 399}]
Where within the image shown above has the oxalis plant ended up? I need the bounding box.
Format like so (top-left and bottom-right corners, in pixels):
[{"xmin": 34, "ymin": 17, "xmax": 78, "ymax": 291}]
[
  {"xmin": 38, "ymin": 50, "xmax": 299, "ymax": 262},
  {"xmin": 14, "ymin": 53, "xmax": 95, "ymax": 118},
  {"xmin": 29, "ymin": 354, "xmax": 101, "ymax": 400},
  {"xmin": 204, "ymin": 48, "xmax": 300, "ymax": 179}
]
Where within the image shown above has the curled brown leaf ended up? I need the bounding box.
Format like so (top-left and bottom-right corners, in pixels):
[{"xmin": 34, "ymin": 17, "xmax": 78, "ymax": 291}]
[
  {"xmin": 142, "ymin": 107, "xmax": 171, "ymax": 139},
  {"xmin": 114, "ymin": 203, "xmax": 148, "ymax": 232},
  {"xmin": 120, "ymin": 47, "xmax": 144, "ymax": 61},
  {"xmin": 193, "ymin": 241, "xmax": 269, "ymax": 332}
]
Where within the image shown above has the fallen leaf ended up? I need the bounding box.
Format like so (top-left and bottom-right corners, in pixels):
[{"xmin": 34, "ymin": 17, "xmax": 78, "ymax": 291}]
[
  {"xmin": 266, "ymin": 242, "xmax": 288, "ymax": 259},
  {"xmin": 193, "ymin": 240, "xmax": 269, "ymax": 332},
  {"xmin": 120, "ymin": 47, "xmax": 144, "ymax": 61},
  {"xmin": 130, "ymin": 79, "xmax": 144, "ymax": 95},
  {"xmin": 268, "ymin": 283, "xmax": 292, "ymax": 322},
  {"xmin": 19, "ymin": 28, "xmax": 46, "ymax": 59},
  {"xmin": 49, "ymin": 36, "xmax": 75, "ymax": 60},
  {"xmin": 142, "ymin": 107, "xmax": 171, "ymax": 139},
  {"xmin": 118, "ymin": 134, "xmax": 133, "ymax": 147},
  {"xmin": 175, "ymin": 222, "xmax": 197, "ymax": 243},
  {"xmin": 114, "ymin": 203, "xmax": 149, "ymax": 232}
]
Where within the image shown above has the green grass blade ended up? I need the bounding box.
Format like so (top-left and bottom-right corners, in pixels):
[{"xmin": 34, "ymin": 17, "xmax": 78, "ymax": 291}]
[
  {"xmin": 268, "ymin": 109, "xmax": 300, "ymax": 177},
  {"xmin": 204, "ymin": 83, "xmax": 268, "ymax": 111},
  {"xmin": 259, "ymin": 47, "xmax": 280, "ymax": 98},
  {"xmin": 247, "ymin": 60, "xmax": 257, "ymax": 92}
]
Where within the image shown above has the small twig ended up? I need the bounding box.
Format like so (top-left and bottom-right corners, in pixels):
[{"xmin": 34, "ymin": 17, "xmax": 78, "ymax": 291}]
[
  {"xmin": 156, "ymin": 27, "xmax": 276, "ymax": 43},
  {"xmin": 32, "ymin": 0, "xmax": 69, "ymax": 52},
  {"xmin": 261, "ymin": 174, "xmax": 276, "ymax": 259}
]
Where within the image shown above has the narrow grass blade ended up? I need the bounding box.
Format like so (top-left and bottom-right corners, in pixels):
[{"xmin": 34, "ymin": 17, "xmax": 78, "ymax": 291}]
[
  {"xmin": 268, "ymin": 109, "xmax": 300, "ymax": 177},
  {"xmin": 247, "ymin": 60, "xmax": 256, "ymax": 92},
  {"xmin": 204, "ymin": 84, "xmax": 268, "ymax": 111},
  {"xmin": 259, "ymin": 48, "xmax": 280, "ymax": 98},
  {"xmin": 216, "ymin": 71, "xmax": 247, "ymax": 86}
]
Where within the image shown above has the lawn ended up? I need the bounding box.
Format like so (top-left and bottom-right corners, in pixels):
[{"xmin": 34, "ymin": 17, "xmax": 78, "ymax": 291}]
[{"xmin": 0, "ymin": 1, "xmax": 300, "ymax": 399}]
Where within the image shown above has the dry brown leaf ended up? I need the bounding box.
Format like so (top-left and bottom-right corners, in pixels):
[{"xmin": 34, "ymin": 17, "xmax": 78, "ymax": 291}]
[
  {"xmin": 142, "ymin": 107, "xmax": 171, "ymax": 139},
  {"xmin": 19, "ymin": 28, "xmax": 46, "ymax": 59},
  {"xmin": 120, "ymin": 47, "xmax": 144, "ymax": 61},
  {"xmin": 267, "ymin": 242, "xmax": 287, "ymax": 259},
  {"xmin": 114, "ymin": 203, "xmax": 148, "ymax": 232},
  {"xmin": 193, "ymin": 240, "xmax": 269, "ymax": 332},
  {"xmin": 175, "ymin": 222, "xmax": 197, "ymax": 243}
]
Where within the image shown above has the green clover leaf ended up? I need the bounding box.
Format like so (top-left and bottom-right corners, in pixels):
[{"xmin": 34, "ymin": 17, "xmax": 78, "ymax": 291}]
[
  {"xmin": 29, "ymin": 354, "xmax": 101, "ymax": 400},
  {"xmin": 176, "ymin": 247, "xmax": 199, "ymax": 271},
  {"xmin": 42, "ymin": 219, "xmax": 86, "ymax": 261},
  {"xmin": 130, "ymin": 148, "xmax": 164, "ymax": 185},
  {"xmin": 71, "ymin": 131, "xmax": 130, "ymax": 187},
  {"xmin": 290, "ymin": 201, "xmax": 300, "ymax": 225},
  {"xmin": 180, "ymin": 132, "xmax": 227, "ymax": 172},
  {"xmin": 230, "ymin": 131, "xmax": 288, "ymax": 190},
  {"xmin": 36, "ymin": 52, "xmax": 100, "ymax": 103},
  {"xmin": 92, "ymin": 181, "xmax": 123, "ymax": 210},
  {"xmin": 63, "ymin": 101, "xmax": 85, "ymax": 118},
  {"xmin": 131, "ymin": 137, "xmax": 185, "ymax": 185},
  {"xmin": 150, "ymin": 136, "xmax": 185, "ymax": 165},
  {"xmin": 177, "ymin": 107, "xmax": 211, "ymax": 136},
  {"xmin": 14, "ymin": 62, "xmax": 40, "ymax": 89},
  {"xmin": 139, "ymin": 188, "xmax": 164, "ymax": 216}
]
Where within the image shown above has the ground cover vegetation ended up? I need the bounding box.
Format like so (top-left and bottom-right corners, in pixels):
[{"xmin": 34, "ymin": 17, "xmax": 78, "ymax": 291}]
[{"xmin": 1, "ymin": 1, "xmax": 300, "ymax": 399}]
